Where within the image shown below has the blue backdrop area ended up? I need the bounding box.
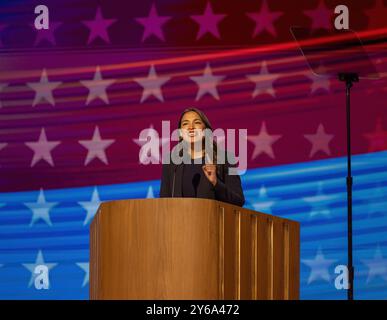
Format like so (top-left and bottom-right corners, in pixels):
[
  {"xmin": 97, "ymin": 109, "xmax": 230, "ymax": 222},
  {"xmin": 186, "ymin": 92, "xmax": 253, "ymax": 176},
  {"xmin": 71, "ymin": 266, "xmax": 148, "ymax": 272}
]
[{"xmin": 0, "ymin": 151, "xmax": 386, "ymax": 299}]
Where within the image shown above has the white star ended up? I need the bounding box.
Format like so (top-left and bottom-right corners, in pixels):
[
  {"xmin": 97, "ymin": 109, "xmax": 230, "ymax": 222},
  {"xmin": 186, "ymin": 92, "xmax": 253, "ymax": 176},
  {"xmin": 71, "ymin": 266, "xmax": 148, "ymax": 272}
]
[
  {"xmin": 302, "ymin": 181, "xmax": 340, "ymax": 218},
  {"xmin": 24, "ymin": 188, "xmax": 58, "ymax": 227},
  {"xmin": 78, "ymin": 187, "xmax": 102, "ymax": 226},
  {"xmin": 302, "ymin": 246, "xmax": 338, "ymax": 284},
  {"xmin": 80, "ymin": 66, "xmax": 116, "ymax": 105},
  {"xmin": 146, "ymin": 186, "xmax": 155, "ymax": 198},
  {"xmin": 190, "ymin": 62, "xmax": 225, "ymax": 101},
  {"xmin": 306, "ymin": 70, "xmax": 331, "ymax": 94},
  {"xmin": 22, "ymin": 250, "xmax": 57, "ymax": 288},
  {"xmin": 247, "ymin": 122, "xmax": 282, "ymax": 159},
  {"xmin": 134, "ymin": 64, "xmax": 171, "ymax": 103},
  {"xmin": 76, "ymin": 262, "xmax": 89, "ymax": 287},
  {"xmin": 302, "ymin": 182, "xmax": 339, "ymax": 219},
  {"xmin": 0, "ymin": 83, "xmax": 7, "ymax": 108},
  {"xmin": 304, "ymin": 124, "xmax": 334, "ymax": 158},
  {"xmin": 246, "ymin": 61, "xmax": 280, "ymax": 98},
  {"xmin": 27, "ymin": 69, "xmax": 62, "ymax": 107},
  {"xmin": 25, "ymin": 128, "xmax": 61, "ymax": 167},
  {"xmin": 252, "ymin": 185, "xmax": 277, "ymax": 214},
  {"xmin": 361, "ymin": 245, "xmax": 387, "ymax": 284},
  {"xmin": 133, "ymin": 124, "xmax": 170, "ymax": 164},
  {"xmin": 79, "ymin": 126, "xmax": 115, "ymax": 166}
]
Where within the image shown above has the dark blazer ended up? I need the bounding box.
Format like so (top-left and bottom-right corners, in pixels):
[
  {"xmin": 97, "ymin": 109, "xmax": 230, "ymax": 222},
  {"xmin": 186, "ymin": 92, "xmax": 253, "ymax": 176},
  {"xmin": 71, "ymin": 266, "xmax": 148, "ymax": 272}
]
[{"xmin": 159, "ymin": 152, "xmax": 245, "ymax": 207}]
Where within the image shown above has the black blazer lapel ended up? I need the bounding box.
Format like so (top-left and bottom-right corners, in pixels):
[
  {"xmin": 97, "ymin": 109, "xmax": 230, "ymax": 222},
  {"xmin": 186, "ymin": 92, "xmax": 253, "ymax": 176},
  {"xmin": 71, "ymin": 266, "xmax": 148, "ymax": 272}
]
[{"xmin": 172, "ymin": 163, "xmax": 184, "ymax": 197}]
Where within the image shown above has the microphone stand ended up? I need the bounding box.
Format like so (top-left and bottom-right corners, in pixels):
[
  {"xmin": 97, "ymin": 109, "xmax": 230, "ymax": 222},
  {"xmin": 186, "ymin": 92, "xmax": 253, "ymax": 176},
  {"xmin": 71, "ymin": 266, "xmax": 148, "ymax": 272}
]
[{"xmin": 338, "ymin": 72, "xmax": 358, "ymax": 300}]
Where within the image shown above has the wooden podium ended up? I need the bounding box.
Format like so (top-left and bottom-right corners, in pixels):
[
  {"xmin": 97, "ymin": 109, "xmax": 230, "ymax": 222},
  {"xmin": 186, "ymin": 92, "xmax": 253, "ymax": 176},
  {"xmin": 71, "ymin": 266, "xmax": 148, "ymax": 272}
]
[{"xmin": 90, "ymin": 198, "xmax": 299, "ymax": 300}]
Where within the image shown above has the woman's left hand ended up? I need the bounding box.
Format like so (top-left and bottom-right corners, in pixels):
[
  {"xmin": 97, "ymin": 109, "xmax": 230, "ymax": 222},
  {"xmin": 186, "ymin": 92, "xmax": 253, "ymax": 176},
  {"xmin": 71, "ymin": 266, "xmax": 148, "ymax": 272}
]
[{"xmin": 202, "ymin": 164, "xmax": 217, "ymax": 186}]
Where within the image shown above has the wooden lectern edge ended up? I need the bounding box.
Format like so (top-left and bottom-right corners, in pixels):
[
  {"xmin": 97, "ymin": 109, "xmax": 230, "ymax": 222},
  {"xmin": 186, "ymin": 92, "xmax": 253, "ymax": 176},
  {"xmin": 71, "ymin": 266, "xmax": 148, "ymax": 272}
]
[{"xmin": 93, "ymin": 197, "xmax": 300, "ymax": 227}]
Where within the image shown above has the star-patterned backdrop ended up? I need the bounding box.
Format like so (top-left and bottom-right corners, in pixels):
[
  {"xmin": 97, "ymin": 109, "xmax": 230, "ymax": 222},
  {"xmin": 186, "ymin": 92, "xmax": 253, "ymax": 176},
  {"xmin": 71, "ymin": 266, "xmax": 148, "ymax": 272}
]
[{"xmin": 0, "ymin": 0, "xmax": 386, "ymax": 299}]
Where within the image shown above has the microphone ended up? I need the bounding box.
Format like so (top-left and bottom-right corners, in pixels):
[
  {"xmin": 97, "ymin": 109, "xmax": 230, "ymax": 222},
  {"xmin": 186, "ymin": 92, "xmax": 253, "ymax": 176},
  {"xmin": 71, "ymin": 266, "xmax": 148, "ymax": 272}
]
[
  {"xmin": 192, "ymin": 173, "xmax": 201, "ymax": 197},
  {"xmin": 171, "ymin": 165, "xmax": 177, "ymax": 198}
]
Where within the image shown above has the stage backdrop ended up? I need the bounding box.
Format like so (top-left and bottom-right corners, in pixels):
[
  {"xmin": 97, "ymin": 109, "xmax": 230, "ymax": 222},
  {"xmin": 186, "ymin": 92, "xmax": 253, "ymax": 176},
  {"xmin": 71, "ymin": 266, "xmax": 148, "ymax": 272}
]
[{"xmin": 0, "ymin": 0, "xmax": 386, "ymax": 299}]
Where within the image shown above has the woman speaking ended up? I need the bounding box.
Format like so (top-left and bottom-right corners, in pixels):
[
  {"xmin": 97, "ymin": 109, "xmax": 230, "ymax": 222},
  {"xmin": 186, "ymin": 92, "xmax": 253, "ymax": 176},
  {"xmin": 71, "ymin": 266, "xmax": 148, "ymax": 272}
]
[{"xmin": 159, "ymin": 107, "xmax": 245, "ymax": 207}]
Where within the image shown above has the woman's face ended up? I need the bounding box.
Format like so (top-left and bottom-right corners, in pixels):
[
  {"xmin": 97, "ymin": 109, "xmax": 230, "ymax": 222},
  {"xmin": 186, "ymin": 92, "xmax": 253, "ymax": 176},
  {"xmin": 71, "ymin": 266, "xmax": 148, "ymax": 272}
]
[{"xmin": 180, "ymin": 111, "xmax": 206, "ymax": 144}]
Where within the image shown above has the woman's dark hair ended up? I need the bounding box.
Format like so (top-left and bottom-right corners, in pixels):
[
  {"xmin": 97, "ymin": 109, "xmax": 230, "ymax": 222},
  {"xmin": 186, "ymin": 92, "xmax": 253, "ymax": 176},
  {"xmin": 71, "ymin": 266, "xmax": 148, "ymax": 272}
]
[{"xmin": 177, "ymin": 107, "xmax": 222, "ymax": 176}]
